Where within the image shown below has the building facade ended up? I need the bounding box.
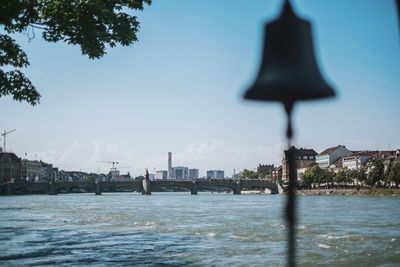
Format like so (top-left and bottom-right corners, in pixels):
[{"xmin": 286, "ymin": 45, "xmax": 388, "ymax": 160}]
[
  {"xmin": 188, "ymin": 169, "xmax": 199, "ymax": 179},
  {"xmin": 316, "ymin": 145, "xmax": 353, "ymax": 169},
  {"xmin": 39, "ymin": 161, "xmax": 54, "ymax": 182},
  {"xmin": 272, "ymin": 166, "xmax": 282, "ymax": 181},
  {"xmin": 0, "ymin": 152, "xmax": 22, "ymax": 183},
  {"xmin": 341, "ymin": 151, "xmax": 378, "ymax": 170},
  {"xmin": 282, "ymin": 146, "xmax": 317, "ymax": 181},
  {"xmin": 172, "ymin": 167, "xmax": 189, "ymax": 180},
  {"xmin": 21, "ymin": 159, "xmax": 41, "ymax": 182},
  {"xmin": 156, "ymin": 170, "xmax": 168, "ymax": 180},
  {"xmin": 257, "ymin": 164, "xmax": 274, "ymax": 175},
  {"xmin": 206, "ymin": 170, "xmax": 224, "ymax": 179}
]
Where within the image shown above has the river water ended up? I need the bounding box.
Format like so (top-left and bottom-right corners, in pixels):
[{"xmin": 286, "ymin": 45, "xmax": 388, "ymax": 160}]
[{"xmin": 0, "ymin": 193, "xmax": 399, "ymax": 266}]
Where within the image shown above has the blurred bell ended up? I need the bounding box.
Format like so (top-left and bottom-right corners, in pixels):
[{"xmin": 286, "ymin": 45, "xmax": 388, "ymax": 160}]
[{"xmin": 244, "ymin": 0, "xmax": 336, "ymax": 105}]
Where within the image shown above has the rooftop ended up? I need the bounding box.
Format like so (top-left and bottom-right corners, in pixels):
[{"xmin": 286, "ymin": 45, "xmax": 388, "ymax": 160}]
[
  {"xmin": 343, "ymin": 150, "xmax": 380, "ymax": 157},
  {"xmin": 0, "ymin": 152, "xmax": 21, "ymax": 162},
  {"xmin": 319, "ymin": 145, "xmax": 346, "ymax": 155},
  {"xmin": 284, "ymin": 146, "xmax": 317, "ymax": 158}
]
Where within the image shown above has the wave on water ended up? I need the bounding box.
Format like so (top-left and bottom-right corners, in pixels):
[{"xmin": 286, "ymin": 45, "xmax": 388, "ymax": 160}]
[
  {"xmin": 317, "ymin": 243, "xmax": 330, "ymax": 249},
  {"xmin": 229, "ymin": 235, "xmax": 249, "ymax": 241},
  {"xmin": 319, "ymin": 233, "xmax": 351, "ymax": 240},
  {"xmin": 1, "ymin": 194, "xmax": 399, "ymax": 266}
]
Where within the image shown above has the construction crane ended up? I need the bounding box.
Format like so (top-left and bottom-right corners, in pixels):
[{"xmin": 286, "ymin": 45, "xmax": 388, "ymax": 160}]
[
  {"xmin": 1, "ymin": 129, "xmax": 16, "ymax": 152},
  {"xmin": 97, "ymin": 160, "xmax": 119, "ymax": 171}
]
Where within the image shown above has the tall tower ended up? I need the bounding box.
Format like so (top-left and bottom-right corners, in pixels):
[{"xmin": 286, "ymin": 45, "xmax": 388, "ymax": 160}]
[{"xmin": 168, "ymin": 152, "xmax": 172, "ymax": 179}]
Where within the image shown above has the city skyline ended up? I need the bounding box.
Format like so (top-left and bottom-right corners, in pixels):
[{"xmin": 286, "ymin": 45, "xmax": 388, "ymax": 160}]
[{"xmin": 1, "ymin": 0, "xmax": 399, "ymax": 177}]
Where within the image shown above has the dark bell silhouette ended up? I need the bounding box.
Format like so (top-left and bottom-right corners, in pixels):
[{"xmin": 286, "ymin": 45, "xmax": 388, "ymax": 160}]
[
  {"xmin": 244, "ymin": 0, "xmax": 336, "ymax": 106},
  {"xmin": 243, "ymin": 2, "xmax": 337, "ymax": 266}
]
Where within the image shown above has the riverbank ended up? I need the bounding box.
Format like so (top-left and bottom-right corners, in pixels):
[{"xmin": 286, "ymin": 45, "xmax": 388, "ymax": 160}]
[{"xmin": 296, "ymin": 188, "xmax": 400, "ymax": 196}]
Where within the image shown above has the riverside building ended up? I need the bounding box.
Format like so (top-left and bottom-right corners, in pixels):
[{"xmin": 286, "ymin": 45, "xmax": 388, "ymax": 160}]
[
  {"xmin": 189, "ymin": 169, "xmax": 199, "ymax": 179},
  {"xmin": 206, "ymin": 170, "xmax": 224, "ymax": 179},
  {"xmin": 172, "ymin": 167, "xmax": 189, "ymax": 180},
  {"xmin": 316, "ymin": 145, "xmax": 353, "ymax": 169},
  {"xmin": 156, "ymin": 170, "xmax": 168, "ymax": 180},
  {"xmin": 282, "ymin": 146, "xmax": 317, "ymax": 181}
]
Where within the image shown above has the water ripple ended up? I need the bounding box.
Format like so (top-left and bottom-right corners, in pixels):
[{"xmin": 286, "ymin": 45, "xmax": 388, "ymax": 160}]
[{"xmin": 0, "ymin": 193, "xmax": 399, "ymax": 266}]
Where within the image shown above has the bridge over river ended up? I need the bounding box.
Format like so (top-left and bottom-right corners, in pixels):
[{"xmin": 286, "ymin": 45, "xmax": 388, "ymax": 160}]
[{"xmin": 0, "ymin": 179, "xmax": 278, "ymax": 195}]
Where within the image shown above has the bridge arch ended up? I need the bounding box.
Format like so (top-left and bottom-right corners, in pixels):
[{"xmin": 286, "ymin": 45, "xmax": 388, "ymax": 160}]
[
  {"xmin": 54, "ymin": 182, "xmax": 95, "ymax": 194},
  {"xmin": 0, "ymin": 179, "xmax": 278, "ymax": 195},
  {"xmin": 151, "ymin": 180, "xmax": 196, "ymax": 194}
]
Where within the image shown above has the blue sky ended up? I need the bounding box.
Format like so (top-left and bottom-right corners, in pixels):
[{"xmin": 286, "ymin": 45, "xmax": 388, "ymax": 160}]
[{"xmin": 1, "ymin": 0, "xmax": 399, "ymax": 177}]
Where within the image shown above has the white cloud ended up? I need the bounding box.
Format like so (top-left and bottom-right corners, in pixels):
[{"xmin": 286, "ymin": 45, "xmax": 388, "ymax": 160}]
[
  {"xmin": 17, "ymin": 138, "xmax": 284, "ymax": 177},
  {"xmin": 20, "ymin": 140, "xmax": 123, "ymax": 173},
  {"xmin": 163, "ymin": 138, "xmax": 283, "ymax": 177}
]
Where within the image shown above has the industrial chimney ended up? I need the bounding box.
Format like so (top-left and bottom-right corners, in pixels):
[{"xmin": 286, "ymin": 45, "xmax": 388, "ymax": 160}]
[{"xmin": 168, "ymin": 152, "xmax": 172, "ymax": 179}]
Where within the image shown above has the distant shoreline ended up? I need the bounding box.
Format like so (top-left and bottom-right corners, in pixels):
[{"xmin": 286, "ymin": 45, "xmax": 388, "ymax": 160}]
[{"xmin": 295, "ymin": 188, "xmax": 400, "ymax": 196}]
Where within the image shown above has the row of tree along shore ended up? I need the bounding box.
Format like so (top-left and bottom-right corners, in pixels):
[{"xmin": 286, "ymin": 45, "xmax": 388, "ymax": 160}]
[
  {"xmin": 298, "ymin": 159, "xmax": 400, "ymax": 189},
  {"xmin": 237, "ymin": 157, "xmax": 400, "ymax": 192},
  {"xmin": 296, "ymin": 188, "xmax": 400, "ymax": 196}
]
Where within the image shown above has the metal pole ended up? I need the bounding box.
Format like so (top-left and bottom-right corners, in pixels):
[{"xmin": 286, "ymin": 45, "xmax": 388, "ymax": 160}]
[
  {"xmin": 285, "ymin": 103, "xmax": 296, "ymax": 267},
  {"xmin": 3, "ymin": 130, "xmax": 6, "ymax": 152}
]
